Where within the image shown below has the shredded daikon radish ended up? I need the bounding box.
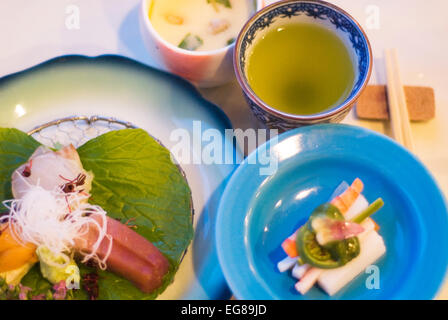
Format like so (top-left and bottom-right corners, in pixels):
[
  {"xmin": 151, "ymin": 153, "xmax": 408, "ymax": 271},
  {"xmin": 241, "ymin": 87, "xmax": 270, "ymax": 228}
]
[{"xmin": 0, "ymin": 185, "xmax": 112, "ymax": 270}]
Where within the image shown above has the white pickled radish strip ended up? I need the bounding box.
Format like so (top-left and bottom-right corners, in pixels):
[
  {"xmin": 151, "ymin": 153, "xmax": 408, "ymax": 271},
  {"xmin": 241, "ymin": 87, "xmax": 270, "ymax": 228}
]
[
  {"xmin": 292, "ymin": 263, "xmax": 310, "ymax": 279},
  {"xmin": 344, "ymin": 194, "xmax": 369, "ymax": 221},
  {"xmin": 360, "ymin": 219, "xmax": 375, "ymax": 237},
  {"xmin": 295, "ymin": 268, "xmax": 324, "ymax": 295},
  {"xmin": 317, "ymin": 230, "xmax": 386, "ymax": 296},
  {"xmin": 277, "ymin": 256, "xmax": 297, "ymax": 272},
  {"xmin": 329, "ymin": 181, "xmax": 350, "ymax": 200}
]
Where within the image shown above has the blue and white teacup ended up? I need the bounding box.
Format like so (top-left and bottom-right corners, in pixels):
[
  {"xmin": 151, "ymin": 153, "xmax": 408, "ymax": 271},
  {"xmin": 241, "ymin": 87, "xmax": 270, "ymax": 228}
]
[{"xmin": 234, "ymin": 0, "xmax": 372, "ymax": 131}]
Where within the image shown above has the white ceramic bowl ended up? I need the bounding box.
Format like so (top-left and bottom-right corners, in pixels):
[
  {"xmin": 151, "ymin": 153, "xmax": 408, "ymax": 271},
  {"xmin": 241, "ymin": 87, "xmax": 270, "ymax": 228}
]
[{"xmin": 139, "ymin": 0, "xmax": 259, "ymax": 88}]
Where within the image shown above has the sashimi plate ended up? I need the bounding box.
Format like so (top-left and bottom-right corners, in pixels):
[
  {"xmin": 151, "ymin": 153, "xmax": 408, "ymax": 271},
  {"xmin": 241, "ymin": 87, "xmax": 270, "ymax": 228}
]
[
  {"xmin": 216, "ymin": 124, "xmax": 448, "ymax": 300},
  {"xmin": 0, "ymin": 55, "xmax": 242, "ymax": 299}
]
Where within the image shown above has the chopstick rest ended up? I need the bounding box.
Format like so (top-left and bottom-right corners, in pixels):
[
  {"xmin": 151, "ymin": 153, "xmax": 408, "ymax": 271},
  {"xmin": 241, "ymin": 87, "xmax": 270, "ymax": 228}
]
[{"xmin": 356, "ymin": 85, "xmax": 435, "ymax": 121}]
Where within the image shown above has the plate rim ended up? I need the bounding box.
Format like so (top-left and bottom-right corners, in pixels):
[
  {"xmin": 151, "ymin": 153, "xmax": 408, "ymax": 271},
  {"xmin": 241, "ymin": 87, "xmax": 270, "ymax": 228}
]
[{"xmin": 0, "ymin": 54, "xmax": 237, "ymax": 133}]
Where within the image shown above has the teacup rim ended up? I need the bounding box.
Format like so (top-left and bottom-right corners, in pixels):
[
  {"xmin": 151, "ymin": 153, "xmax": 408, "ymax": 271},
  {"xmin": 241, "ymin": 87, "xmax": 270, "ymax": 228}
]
[
  {"xmin": 140, "ymin": 0, "xmax": 257, "ymax": 57},
  {"xmin": 234, "ymin": 0, "xmax": 373, "ymax": 122}
]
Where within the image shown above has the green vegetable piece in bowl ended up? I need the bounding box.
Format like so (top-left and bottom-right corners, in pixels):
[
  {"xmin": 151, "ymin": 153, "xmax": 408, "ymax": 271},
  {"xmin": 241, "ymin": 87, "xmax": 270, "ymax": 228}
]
[
  {"xmin": 226, "ymin": 38, "xmax": 236, "ymax": 46},
  {"xmin": 207, "ymin": 0, "xmax": 232, "ymax": 9},
  {"xmin": 296, "ymin": 204, "xmax": 361, "ymax": 269},
  {"xmin": 179, "ymin": 33, "xmax": 204, "ymax": 51}
]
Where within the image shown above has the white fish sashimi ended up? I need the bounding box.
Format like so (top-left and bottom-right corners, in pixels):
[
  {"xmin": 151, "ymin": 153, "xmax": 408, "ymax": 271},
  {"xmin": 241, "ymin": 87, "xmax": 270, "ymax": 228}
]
[
  {"xmin": 317, "ymin": 230, "xmax": 386, "ymax": 296},
  {"xmin": 11, "ymin": 145, "xmax": 93, "ymax": 199}
]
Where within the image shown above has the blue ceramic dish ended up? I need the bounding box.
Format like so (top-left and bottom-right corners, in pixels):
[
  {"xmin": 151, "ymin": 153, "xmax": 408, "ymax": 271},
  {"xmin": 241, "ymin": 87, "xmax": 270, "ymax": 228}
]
[
  {"xmin": 216, "ymin": 124, "xmax": 448, "ymax": 299},
  {"xmin": 234, "ymin": 0, "xmax": 372, "ymax": 130}
]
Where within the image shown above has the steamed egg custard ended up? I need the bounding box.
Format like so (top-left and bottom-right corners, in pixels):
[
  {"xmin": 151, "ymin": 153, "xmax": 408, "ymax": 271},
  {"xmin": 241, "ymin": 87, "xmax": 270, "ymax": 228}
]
[{"xmin": 149, "ymin": 0, "xmax": 254, "ymax": 51}]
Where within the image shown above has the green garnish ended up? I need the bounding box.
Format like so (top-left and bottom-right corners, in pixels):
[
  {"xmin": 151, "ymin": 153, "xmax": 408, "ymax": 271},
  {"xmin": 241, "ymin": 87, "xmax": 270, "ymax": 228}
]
[
  {"xmin": 352, "ymin": 198, "xmax": 384, "ymax": 224},
  {"xmin": 226, "ymin": 38, "xmax": 236, "ymax": 46},
  {"xmin": 178, "ymin": 33, "xmax": 204, "ymax": 51},
  {"xmin": 0, "ymin": 277, "xmax": 72, "ymax": 300},
  {"xmin": 207, "ymin": 0, "xmax": 232, "ymax": 11}
]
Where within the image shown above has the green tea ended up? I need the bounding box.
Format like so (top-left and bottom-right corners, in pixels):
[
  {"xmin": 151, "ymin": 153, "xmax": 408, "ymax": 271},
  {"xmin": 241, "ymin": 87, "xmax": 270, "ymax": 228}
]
[{"xmin": 246, "ymin": 23, "xmax": 355, "ymax": 115}]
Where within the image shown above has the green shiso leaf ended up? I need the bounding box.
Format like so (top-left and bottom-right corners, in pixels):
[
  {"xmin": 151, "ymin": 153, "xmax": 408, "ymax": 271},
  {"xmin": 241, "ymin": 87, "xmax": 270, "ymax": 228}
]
[
  {"xmin": 77, "ymin": 128, "xmax": 194, "ymax": 299},
  {"xmin": 0, "ymin": 128, "xmax": 40, "ymax": 211},
  {"xmin": 0, "ymin": 128, "xmax": 194, "ymax": 300}
]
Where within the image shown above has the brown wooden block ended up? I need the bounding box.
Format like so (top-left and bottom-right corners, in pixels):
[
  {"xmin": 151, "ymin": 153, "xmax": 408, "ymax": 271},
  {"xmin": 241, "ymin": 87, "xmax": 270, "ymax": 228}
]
[{"xmin": 356, "ymin": 85, "xmax": 435, "ymax": 121}]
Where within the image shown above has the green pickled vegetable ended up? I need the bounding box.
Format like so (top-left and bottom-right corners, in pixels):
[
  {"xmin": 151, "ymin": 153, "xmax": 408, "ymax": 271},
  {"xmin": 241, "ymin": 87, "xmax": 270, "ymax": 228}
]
[
  {"xmin": 296, "ymin": 198, "xmax": 384, "ymax": 269},
  {"xmin": 296, "ymin": 203, "xmax": 361, "ymax": 269},
  {"xmin": 309, "ymin": 203, "xmax": 343, "ymax": 222},
  {"xmin": 297, "ymin": 226, "xmax": 341, "ymax": 269},
  {"xmin": 352, "ymin": 198, "xmax": 384, "ymax": 224}
]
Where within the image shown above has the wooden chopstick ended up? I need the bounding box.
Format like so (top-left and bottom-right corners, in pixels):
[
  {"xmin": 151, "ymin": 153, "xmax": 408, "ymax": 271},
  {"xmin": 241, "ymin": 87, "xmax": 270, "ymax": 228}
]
[
  {"xmin": 391, "ymin": 50, "xmax": 414, "ymax": 151},
  {"xmin": 384, "ymin": 49, "xmax": 414, "ymax": 151}
]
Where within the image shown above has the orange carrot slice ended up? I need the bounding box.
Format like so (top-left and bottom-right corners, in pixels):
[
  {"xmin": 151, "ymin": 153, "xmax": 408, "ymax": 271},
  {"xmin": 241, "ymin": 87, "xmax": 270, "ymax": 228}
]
[
  {"xmin": 370, "ymin": 218, "xmax": 380, "ymax": 231},
  {"xmin": 331, "ymin": 178, "xmax": 364, "ymax": 214},
  {"xmin": 281, "ymin": 238, "xmax": 298, "ymax": 258}
]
